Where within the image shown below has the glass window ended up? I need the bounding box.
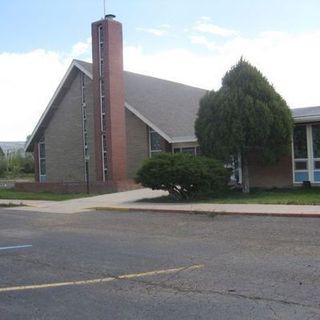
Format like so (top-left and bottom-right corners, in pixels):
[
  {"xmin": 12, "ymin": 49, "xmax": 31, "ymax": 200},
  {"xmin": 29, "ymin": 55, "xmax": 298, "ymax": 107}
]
[
  {"xmin": 314, "ymin": 160, "xmax": 320, "ymax": 170},
  {"xmin": 40, "ymin": 159, "xmax": 46, "ymax": 175},
  {"xmin": 295, "ymin": 172, "xmax": 309, "ymax": 182},
  {"xmin": 101, "ymin": 96, "xmax": 106, "ymax": 113},
  {"xmin": 39, "ymin": 143, "xmax": 45, "ymax": 158},
  {"xmin": 150, "ymin": 131, "xmax": 161, "ymax": 151},
  {"xmin": 173, "ymin": 148, "xmax": 180, "ymax": 153},
  {"xmin": 295, "ymin": 161, "xmax": 308, "ymax": 170},
  {"xmin": 100, "ymin": 79, "xmax": 105, "ymax": 97},
  {"xmin": 98, "ymin": 25, "xmax": 104, "ymax": 42},
  {"xmin": 83, "ymin": 106, "xmax": 87, "ymax": 119},
  {"xmin": 102, "ymin": 134, "xmax": 107, "ymax": 150},
  {"xmin": 100, "ymin": 58, "xmax": 104, "ymax": 74},
  {"xmin": 293, "ymin": 125, "xmax": 307, "ymax": 159},
  {"xmin": 312, "ymin": 125, "xmax": 320, "ymax": 158}
]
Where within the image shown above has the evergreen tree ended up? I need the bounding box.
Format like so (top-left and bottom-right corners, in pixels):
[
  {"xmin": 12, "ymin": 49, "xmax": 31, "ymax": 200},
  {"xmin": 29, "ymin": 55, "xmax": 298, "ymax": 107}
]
[{"xmin": 195, "ymin": 58, "xmax": 293, "ymax": 193}]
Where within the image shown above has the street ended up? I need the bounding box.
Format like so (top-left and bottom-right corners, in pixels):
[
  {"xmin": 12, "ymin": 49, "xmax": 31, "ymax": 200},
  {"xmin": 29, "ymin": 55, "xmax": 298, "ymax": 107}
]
[{"xmin": 0, "ymin": 208, "xmax": 320, "ymax": 319}]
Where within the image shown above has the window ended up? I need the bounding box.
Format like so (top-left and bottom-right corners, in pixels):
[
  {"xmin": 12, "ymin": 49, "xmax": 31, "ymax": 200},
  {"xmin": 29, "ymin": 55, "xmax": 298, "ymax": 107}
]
[
  {"xmin": 173, "ymin": 147, "xmax": 197, "ymax": 155},
  {"xmin": 101, "ymin": 96, "xmax": 106, "ymax": 113},
  {"xmin": 293, "ymin": 125, "xmax": 309, "ymax": 182},
  {"xmin": 100, "ymin": 79, "xmax": 105, "ymax": 97},
  {"xmin": 292, "ymin": 124, "xmax": 320, "ymax": 183},
  {"xmin": 102, "ymin": 134, "xmax": 108, "ymax": 180},
  {"xmin": 38, "ymin": 137, "xmax": 46, "ymax": 182},
  {"xmin": 149, "ymin": 129, "xmax": 162, "ymax": 157},
  {"xmin": 98, "ymin": 25, "xmax": 104, "ymax": 43},
  {"xmin": 312, "ymin": 125, "xmax": 320, "ymax": 158},
  {"xmin": 81, "ymin": 72, "xmax": 89, "ymax": 181},
  {"xmin": 294, "ymin": 125, "xmax": 307, "ymax": 159}
]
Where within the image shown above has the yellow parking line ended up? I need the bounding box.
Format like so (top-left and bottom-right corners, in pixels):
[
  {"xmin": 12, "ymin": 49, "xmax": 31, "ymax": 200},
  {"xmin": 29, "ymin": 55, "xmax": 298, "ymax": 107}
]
[{"xmin": 0, "ymin": 264, "xmax": 204, "ymax": 293}]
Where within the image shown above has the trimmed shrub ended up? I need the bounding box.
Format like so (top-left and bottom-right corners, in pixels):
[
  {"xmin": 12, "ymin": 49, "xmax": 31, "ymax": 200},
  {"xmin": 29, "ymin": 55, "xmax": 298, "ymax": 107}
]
[
  {"xmin": 135, "ymin": 153, "xmax": 231, "ymax": 200},
  {"xmin": 0, "ymin": 157, "xmax": 6, "ymax": 178}
]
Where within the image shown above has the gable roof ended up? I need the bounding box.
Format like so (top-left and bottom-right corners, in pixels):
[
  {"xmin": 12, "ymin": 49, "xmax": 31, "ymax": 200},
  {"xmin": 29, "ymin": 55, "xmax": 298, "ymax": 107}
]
[
  {"xmin": 26, "ymin": 59, "xmax": 320, "ymax": 151},
  {"xmin": 76, "ymin": 60, "xmax": 207, "ymax": 142},
  {"xmin": 26, "ymin": 60, "xmax": 91, "ymax": 151},
  {"xmin": 26, "ymin": 59, "xmax": 207, "ymax": 151}
]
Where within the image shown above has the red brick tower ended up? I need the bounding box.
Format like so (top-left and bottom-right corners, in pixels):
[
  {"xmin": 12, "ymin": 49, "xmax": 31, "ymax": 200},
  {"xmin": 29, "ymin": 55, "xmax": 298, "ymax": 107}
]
[{"xmin": 91, "ymin": 15, "xmax": 127, "ymax": 184}]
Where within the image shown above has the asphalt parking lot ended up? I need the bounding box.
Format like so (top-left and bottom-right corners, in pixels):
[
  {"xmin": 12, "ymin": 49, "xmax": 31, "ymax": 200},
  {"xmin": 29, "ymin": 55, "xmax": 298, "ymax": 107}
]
[{"xmin": 0, "ymin": 208, "xmax": 320, "ymax": 319}]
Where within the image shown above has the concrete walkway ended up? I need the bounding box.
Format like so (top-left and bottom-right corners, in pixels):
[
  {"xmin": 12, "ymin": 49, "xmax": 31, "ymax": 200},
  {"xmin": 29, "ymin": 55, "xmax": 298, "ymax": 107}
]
[{"xmin": 1, "ymin": 188, "xmax": 320, "ymax": 217}]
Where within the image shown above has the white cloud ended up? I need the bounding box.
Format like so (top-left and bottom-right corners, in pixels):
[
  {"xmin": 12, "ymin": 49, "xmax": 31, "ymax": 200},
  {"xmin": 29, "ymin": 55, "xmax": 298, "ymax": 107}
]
[
  {"xmin": 136, "ymin": 25, "xmax": 170, "ymax": 37},
  {"xmin": 2, "ymin": 28, "xmax": 320, "ymax": 141},
  {"xmin": 124, "ymin": 30, "xmax": 320, "ymax": 108},
  {"xmin": 0, "ymin": 49, "xmax": 71, "ymax": 141},
  {"xmin": 194, "ymin": 17, "xmax": 239, "ymax": 37},
  {"xmin": 0, "ymin": 38, "xmax": 92, "ymax": 141},
  {"xmin": 72, "ymin": 37, "xmax": 91, "ymax": 57},
  {"xmin": 190, "ymin": 35, "xmax": 216, "ymax": 50}
]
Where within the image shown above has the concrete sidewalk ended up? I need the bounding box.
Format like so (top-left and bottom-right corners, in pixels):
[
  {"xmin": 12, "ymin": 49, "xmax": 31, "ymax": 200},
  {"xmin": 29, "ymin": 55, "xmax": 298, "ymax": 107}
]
[{"xmin": 1, "ymin": 188, "xmax": 320, "ymax": 217}]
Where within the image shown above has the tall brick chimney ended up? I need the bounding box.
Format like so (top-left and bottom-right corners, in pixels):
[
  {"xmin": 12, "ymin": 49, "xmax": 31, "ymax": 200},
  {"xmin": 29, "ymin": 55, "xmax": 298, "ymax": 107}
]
[{"xmin": 91, "ymin": 14, "xmax": 127, "ymax": 183}]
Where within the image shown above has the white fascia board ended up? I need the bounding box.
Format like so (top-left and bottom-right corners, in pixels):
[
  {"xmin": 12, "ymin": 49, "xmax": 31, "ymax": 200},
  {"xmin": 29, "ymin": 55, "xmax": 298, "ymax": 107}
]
[
  {"xmin": 25, "ymin": 60, "xmax": 86, "ymax": 151},
  {"xmin": 125, "ymin": 102, "xmax": 173, "ymax": 143},
  {"xmin": 74, "ymin": 60, "xmax": 93, "ymax": 79},
  {"xmin": 171, "ymin": 136, "xmax": 198, "ymax": 143},
  {"xmin": 294, "ymin": 116, "xmax": 320, "ymax": 123}
]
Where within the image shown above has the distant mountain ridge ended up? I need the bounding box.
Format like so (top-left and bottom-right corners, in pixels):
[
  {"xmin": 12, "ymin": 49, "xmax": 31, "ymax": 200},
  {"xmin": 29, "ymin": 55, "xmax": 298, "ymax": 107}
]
[{"xmin": 0, "ymin": 141, "xmax": 25, "ymax": 154}]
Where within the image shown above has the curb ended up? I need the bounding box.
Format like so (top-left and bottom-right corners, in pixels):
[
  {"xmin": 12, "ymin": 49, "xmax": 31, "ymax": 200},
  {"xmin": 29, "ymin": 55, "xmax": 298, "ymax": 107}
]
[{"xmin": 92, "ymin": 206, "xmax": 320, "ymax": 218}]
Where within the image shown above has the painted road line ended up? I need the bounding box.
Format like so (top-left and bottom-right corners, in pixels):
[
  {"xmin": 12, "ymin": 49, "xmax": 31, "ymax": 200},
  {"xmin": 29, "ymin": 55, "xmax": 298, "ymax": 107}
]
[
  {"xmin": 0, "ymin": 264, "xmax": 204, "ymax": 293},
  {"xmin": 0, "ymin": 245, "xmax": 32, "ymax": 251}
]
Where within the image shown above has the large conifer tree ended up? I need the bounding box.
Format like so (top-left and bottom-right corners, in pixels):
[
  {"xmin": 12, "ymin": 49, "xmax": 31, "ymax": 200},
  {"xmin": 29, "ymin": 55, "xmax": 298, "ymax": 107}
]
[{"xmin": 195, "ymin": 58, "xmax": 293, "ymax": 193}]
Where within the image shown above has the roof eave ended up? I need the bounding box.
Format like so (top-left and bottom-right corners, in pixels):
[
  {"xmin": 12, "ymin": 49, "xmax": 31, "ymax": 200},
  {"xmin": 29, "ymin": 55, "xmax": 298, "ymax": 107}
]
[
  {"xmin": 294, "ymin": 115, "xmax": 320, "ymax": 123},
  {"xmin": 25, "ymin": 60, "xmax": 93, "ymax": 152},
  {"xmin": 171, "ymin": 137, "xmax": 198, "ymax": 143},
  {"xmin": 125, "ymin": 102, "xmax": 174, "ymax": 143}
]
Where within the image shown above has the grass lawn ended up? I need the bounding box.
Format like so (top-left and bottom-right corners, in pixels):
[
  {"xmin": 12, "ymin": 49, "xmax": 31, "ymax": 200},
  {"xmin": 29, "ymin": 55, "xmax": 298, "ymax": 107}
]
[
  {"xmin": 142, "ymin": 188, "xmax": 320, "ymax": 205},
  {"xmin": 0, "ymin": 188, "xmax": 96, "ymax": 201}
]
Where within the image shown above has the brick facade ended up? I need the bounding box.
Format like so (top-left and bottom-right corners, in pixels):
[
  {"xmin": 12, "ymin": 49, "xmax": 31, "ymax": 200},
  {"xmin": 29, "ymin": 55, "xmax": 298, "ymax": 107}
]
[
  {"xmin": 248, "ymin": 154, "xmax": 293, "ymax": 188},
  {"xmin": 125, "ymin": 109, "xmax": 149, "ymax": 178},
  {"xmin": 91, "ymin": 16, "xmax": 127, "ymax": 182},
  {"xmin": 84, "ymin": 73, "xmax": 97, "ymax": 183},
  {"xmin": 15, "ymin": 180, "xmax": 141, "ymax": 194},
  {"xmin": 45, "ymin": 71, "xmax": 85, "ymax": 182}
]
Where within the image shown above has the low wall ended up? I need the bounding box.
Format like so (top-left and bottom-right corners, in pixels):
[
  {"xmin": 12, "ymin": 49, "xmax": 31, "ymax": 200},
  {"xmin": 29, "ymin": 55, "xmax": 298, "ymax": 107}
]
[
  {"xmin": 15, "ymin": 180, "xmax": 141, "ymax": 194},
  {"xmin": 0, "ymin": 181, "xmax": 15, "ymax": 189},
  {"xmin": 248, "ymin": 154, "xmax": 293, "ymax": 188}
]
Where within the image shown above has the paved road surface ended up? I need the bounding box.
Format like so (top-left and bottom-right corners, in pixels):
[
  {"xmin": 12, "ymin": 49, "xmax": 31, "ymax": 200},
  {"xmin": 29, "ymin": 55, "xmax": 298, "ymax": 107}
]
[{"xmin": 0, "ymin": 208, "xmax": 320, "ymax": 319}]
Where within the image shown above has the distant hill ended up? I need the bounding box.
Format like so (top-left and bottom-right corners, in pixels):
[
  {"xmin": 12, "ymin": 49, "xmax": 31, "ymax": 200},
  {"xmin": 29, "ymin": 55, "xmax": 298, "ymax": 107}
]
[{"xmin": 0, "ymin": 141, "xmax": 25, "ymax": 154}]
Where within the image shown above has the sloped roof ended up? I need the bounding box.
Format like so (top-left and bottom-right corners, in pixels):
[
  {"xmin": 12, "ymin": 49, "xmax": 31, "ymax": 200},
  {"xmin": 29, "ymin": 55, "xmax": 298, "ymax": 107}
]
[
  {"xmin": 76, "ymin": 60, "xmax": 207, "ymax": 142},
  {"xmin": 26, "ymin": 59, "xmax": 320, "ymax": 151},
  {"xmin": 26, "ymin": 59, "xmax": 207, "ymax": 151},
  {"xmin": 292, "ymin": 106, "xmax": 320, "ymax": 121}
]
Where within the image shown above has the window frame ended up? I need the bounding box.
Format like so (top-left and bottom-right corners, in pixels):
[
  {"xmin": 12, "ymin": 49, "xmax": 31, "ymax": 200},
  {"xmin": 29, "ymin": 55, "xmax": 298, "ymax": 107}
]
[
  {"xmin": 148, "ymin": 128, "xmax": 163, "ymax": 157},
  {"xmin": 292, "ymin": 123, "xmax": 320, "ymax": 184}
]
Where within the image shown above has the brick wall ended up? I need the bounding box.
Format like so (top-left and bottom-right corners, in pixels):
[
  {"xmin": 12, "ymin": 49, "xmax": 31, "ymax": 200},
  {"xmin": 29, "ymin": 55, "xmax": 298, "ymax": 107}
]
[
  {"xmin": 91, "ymin": 17, "xmax": 127, "ymax": 182},
  {"xmin": 84, "ymin": 74, "xmax": 97, "ymax": 182},
  {"xmin": 45, "ymin": 71, "xmax": 85, "ymax": 182},
  {"xmin": 125, "ymin": 109, "xmax": 149, "ymax": 178},
  {"xmin": 15, "ymin": 180, "xmax": 141, "ymax": 194},
  {"xmin": 249, "ymin": 154, "xmax": 293, "ymax": 188}
]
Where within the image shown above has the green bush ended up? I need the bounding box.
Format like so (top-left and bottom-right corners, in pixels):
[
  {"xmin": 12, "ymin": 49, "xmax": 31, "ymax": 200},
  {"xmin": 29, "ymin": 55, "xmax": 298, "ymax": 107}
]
[
  {"xmin": 135, "ymin": 153, "xmax": 231, "ymax": 200},
  {"xmin": 0, "ymin": 157, "xmax": 7, "ymax": 178},
  {"xmin": 21, "ymin": 153, "xmax": 35, "ymax": 174}
]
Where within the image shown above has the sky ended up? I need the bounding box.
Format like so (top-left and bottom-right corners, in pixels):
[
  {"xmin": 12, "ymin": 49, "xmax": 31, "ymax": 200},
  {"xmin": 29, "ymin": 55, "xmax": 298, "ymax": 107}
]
[{"xmin": 1, "ymin": 0, "xmax": 320, "ymax": 141}]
